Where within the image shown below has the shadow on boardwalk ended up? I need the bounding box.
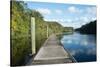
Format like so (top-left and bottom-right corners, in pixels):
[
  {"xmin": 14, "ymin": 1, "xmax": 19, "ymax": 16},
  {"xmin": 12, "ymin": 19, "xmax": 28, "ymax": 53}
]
[{"xmin": 26, "ymin": 34, "xmax": 76, "ymax": 65}]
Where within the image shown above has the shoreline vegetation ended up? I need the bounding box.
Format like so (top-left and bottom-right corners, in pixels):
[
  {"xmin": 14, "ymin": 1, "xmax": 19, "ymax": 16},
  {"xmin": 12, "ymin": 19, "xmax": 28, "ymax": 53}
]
[
  {"xmin": 75, "ymin": 20, "xmax": 96, "ymax": 35},
  {"xmin": 11, "ymin": 1, "xmax": 96, "ymax": 66}
]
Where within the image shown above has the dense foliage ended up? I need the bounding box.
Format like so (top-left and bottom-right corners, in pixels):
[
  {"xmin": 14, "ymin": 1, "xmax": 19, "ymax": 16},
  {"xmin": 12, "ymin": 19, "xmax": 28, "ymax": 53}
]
[
  {"xmin": 11, "ymin": 1, "xmax": 64, "ymax": 66},
  {"xmin": 63, "ymin": 27, "xmax": 73, "ymax": 32},
  {"xmin": 75, "ymin": 20, "xmax": 96, "ymax": 34},
  {"xmin": 11, "ymin": 1, "xmax": 32, "ymax": 66},
  {"xmin": 46, "ymin": 21, "xmax": 63, "ymax": 34},
  {"xmin": 31, "ymin": 10, "xmax": 47, "ymax": 51}
]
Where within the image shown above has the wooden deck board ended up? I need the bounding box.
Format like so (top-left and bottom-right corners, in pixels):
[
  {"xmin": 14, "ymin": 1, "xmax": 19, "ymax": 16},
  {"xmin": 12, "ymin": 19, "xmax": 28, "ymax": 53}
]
[{"xmin": 27, "ymin": 34, "xmax": 75, "ymax": 65}]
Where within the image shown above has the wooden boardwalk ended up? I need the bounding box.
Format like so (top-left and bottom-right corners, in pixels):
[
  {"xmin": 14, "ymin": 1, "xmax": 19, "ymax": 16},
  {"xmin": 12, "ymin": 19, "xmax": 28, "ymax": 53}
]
[{"xmin": 27, "ymin": 34, "xmax": 76, "ymax": 65}]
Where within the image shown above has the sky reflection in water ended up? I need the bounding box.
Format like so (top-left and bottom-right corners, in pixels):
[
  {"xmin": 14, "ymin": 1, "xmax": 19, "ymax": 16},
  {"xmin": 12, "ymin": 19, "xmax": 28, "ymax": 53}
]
[{"xmin": 61, "ymin": 32, "xmax": 96, "ymax": 62}]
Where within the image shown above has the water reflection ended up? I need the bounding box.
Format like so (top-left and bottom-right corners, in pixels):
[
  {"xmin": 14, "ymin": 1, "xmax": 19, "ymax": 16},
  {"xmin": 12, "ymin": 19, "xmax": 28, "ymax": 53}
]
[{"xmin": 61, "ymin": 32, "xmax": 96, "ymax": 62}]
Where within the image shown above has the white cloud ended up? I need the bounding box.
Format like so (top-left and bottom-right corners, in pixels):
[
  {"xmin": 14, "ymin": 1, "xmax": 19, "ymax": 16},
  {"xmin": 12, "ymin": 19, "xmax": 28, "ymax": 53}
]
[
  {"xmin": 44, "ymin": 18, "xmax": 59, "ymax": 22},
  {"xmin": 66, "ymin": 19, "xmax": 72, "ymax": 22},
  {"xmin": 59, "ymin": 19, "xmax": 66, "ymax": 22},
  {"xmin": 51, "ymin": 19, "xmax": 59, "ymax": 22},
  {"xmin": 36, "ymin": 8, "xmax": 51, "ymax": 15},
  {"xmin": 68, "ymin": 6, "xmax": 76, "ymax": 13},
  {"xmin": 86, "ymin": 7, "xmax": 97, "ymax": 15},
  {"xmin": 74, "ymin": 18, "xmax": 79, "ymax": 21},
  {"xmin": 67, "ymin": 6, "xmax": 82, "ymax": 13},
  {"xmin": 71, "ymin": 51, "xmax": 76, "ymax": 55},
  {"xmin": 66, "ymin": 40, "xmax": 72, "ymax": 44},
  {"xmin": 79, "ymin": 16, "xmax": 96, "ymax": 23},
  {"xmin": 87, "ymin": 48, "xmax": 96, "ymax": 55},
  {"xmin": 55, "ymin": 9, "xmax": 62, "ymax": 14},
  {"xmin": 44, "ymin": 18, "xmax": 67, "ymax": 22},
  {"xmin": 80, "ymin": 16, "xmax": 89, "ymax": 22},
  {"xmin": 60, "ymin": 22, "xmax": 81, "ymax": 28},
  {"xmin": 91, "ymin": 17, "xmax": 96, "ymax": 21}
]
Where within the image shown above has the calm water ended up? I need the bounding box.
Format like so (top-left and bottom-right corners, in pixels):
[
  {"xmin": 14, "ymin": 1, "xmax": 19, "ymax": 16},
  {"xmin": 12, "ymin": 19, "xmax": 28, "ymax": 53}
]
[{"xmin": 61, "ymin": 32, "xmax": 96, "ymax": 62}]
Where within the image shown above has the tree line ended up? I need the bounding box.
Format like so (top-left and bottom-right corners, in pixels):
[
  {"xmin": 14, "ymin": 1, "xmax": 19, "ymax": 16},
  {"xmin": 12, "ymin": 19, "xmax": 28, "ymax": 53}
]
[{"xmin": 75, "ymin": 20, "xmax": 96, "ymax": 34}]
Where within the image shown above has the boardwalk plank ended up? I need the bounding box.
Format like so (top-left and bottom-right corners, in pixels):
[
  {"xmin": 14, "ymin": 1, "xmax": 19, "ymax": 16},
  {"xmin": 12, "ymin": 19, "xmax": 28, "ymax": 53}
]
[{"xmin": 27, "ymin": 34, "xmax": 75, "ymax": 65}]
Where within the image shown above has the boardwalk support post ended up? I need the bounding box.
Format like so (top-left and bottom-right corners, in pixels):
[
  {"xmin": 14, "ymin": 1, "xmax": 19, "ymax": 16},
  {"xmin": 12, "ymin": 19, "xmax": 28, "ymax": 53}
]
[{"xmin": 31, "ymin": 17, "xmax": 36, "ymax": 54}]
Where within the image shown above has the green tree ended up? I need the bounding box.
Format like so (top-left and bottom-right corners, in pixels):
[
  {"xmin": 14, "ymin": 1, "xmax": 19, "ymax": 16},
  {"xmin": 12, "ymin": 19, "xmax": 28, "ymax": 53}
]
[{"xmin": 11, "ymin": 1, "xmax": 31, "ymax": 66}]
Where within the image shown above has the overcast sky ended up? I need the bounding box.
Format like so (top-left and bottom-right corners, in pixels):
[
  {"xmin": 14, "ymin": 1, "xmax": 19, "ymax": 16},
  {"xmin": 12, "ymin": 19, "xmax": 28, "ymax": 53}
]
[{"xmin": 26, "ymin": 2, "xmax": 96, "ymax": 29}]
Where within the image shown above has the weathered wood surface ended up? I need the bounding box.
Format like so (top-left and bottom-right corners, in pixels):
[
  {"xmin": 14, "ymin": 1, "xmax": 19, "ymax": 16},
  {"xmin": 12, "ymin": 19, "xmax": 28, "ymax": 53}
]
[{"xmin": 27, "ymin": 34, "xmax": 76, "ymax": 65}]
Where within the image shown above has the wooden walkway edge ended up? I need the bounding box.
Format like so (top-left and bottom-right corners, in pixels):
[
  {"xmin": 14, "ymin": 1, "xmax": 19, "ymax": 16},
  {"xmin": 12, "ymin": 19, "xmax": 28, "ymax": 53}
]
[{"xmin": 27, "ymin": 34, "xmax": 76, "ymax": 65}]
